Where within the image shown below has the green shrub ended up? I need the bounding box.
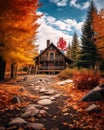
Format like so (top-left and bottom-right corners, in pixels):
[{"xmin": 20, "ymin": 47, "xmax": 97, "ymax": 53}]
[
  {"xmin": 73, "ymin": 69, "xmax": 100, "ymax": 90},
  {"xmin": 58, "ymin": 68, "xmax": 78, "ymax": 80}
]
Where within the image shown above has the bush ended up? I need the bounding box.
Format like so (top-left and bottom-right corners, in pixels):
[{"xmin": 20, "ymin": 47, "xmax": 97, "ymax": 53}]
[
  {"xmin": 73, "ymin": 69, "xmax": 100, "ymax": 90},
  {"xmin": 100, "ymin": 71, "xmax": 104, "ymax": 78},
  {"xmin": 58, "ymin": 68, "xmax": 78, "ymax": 80}
]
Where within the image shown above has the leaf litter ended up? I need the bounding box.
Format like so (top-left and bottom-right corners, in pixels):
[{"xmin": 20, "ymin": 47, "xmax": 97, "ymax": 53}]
[{"xmin": 57, "ymin": 82, "xmax": 104, "ymax": 130}]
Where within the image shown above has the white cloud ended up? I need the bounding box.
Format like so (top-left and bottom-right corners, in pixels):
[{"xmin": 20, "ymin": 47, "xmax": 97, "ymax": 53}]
[
  {"xmin": 70, "ymin": 0, "xmax": 90, "ymax": 10},
  {"xmin": 46, "ymin": 16, "xmax": 56, "ymax": 23},
  {"xmin": 64, "ymin": 19, "xmax": 77, "ymax": 27},
  {"xmin": 49, "ymin": 0, "xmax": 103, "ymax": 10},
  {"xmin": 94, "ymin": 0, "xmax": 104, "ymax": 10},
  {"xmin": 70, "ymin": 0, "xmax": 104, "ymax": 10},
  {"xmin": 49, "ymin": 0, "xmax": 68, "ymax": 7},
  {"xmin": 54, "ymin": 20, "xmax": 67, "ymax": 30},
  {"xmin": 35, "ymin": 13, "xmax": 72, "ymax": 51},
  {"xmin": 57, "ymin": 0, "xmax": 68, "ymax": 6},
  {"xmin": 75, "ymin": 22, "xmax": 83, "ymax": 36},
  {"xmin": 35, "ymin": 12, "xmax": 83, "ymax": 51},
  {"xmin": 81, "ymin": 1, "xmax": 90, "ymax": 10},
  {"xmin": 70, "ymin": 0, "xmax": 80, "ymax": 8},
  {"xmin": 46, "ymin": 15, "xmax": 83, "ymax": 32},
  {"xmin": 64, "ymin": 19, "xmax": 83, "ymax": 35}
]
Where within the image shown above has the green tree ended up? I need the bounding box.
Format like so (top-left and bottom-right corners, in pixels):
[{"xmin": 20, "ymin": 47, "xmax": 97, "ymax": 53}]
[
  {"xmin": 66, "ymin": 42, "xmax": 71, "ymax": 58},
  {"xmin": 71, "ymin": 32, "xmax": 80, "ymax": 67},
  {"xmin": 77, "ymin": 0, "xmax": 98, "ymax": 69},
  {"xmin": 67, "ymin": 32, "xmax": 80, "ymax": 67}
]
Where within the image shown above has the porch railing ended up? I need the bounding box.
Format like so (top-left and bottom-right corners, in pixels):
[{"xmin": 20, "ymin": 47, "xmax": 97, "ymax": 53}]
[
  {"xmin": 38, "ymin": 66, "xmax": 65, "ymax": 70},
  {"xmin": 40, "ymin": 57, "xmax": 63, "ymax": 61}
]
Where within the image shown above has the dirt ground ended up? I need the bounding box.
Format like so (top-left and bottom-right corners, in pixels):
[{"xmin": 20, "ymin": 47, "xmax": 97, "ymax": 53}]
[{"xmin": 0, "ymin": 75, "xmax": 104, "ymax": 130}]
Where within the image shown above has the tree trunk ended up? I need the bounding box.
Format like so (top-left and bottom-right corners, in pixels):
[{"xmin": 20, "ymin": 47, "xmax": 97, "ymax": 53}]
[
  {"xmin": 14, "ymin": 65, "xmax": 18, "ymax": 76},
  {"xmin": 11, "ymin": 64, "xmax": 14, "ymax": 78},
  {"xmin": 0, "ymin": 57, "xmax": 6, "ymax": 81},
  {"xmin": 11, "ymin": 64, "xmax": 18, "ymax": 78},
  {"xmin": 28, "ymin": 65, "xmax": 32, "ymax": 75}
]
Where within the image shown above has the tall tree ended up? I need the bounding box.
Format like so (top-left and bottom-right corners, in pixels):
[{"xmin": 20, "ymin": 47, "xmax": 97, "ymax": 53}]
[
  {"xmin": 93, "ymin": 9, "xmax": 104, "ymax": 58},
  {"xmin": 70, "ymin": 32, "xmax": 80, "ymax": 67},
  {"xmin": 93, "ymin": 9, "xmax": 104, "ymax": 70},
  {"xmin": 66, "ymin": 42, "xmax": 71, "ymax": 58},
  {"xmin": 0, "ymin": 0, "xmax": 40, "ymax": 80},
  {"xmin": 77, "ymin": 0, "xmax": 98, "ymax": 69}
]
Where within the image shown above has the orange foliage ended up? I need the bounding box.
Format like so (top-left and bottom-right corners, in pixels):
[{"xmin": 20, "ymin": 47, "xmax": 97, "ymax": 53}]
[
  {"xmin": 73, "ymin": 69, "xmax": 100, "ymax": 89},
  {"xmin": 0, "ymin": 0, "xmax": 40, "ymax": 64},
  {"xmin": 0, "ymin": 84, "xmax": 39, "ymax": 109},
  {"xmin": 58, "ymin": 83, "xmax": 104, "ymax": 129},
  {"xmin": 93, "ymin": 9, "xmax": 104, "ymax": 58}
]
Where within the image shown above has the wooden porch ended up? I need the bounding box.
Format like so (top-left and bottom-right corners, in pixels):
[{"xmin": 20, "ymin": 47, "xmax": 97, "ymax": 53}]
[{"xmin": 36, "ymin": 66, "xmax": 65, "ymax": 74}]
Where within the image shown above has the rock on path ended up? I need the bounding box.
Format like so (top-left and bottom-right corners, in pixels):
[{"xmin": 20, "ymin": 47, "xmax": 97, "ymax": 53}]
[
  {"xmin": 1, "ymin": 75, "xmax": 72, "ymax": 130},
  {"xmin": 26, "ymin": 123, "xmax": 44, "ymax": 130},
  {"xmin": 56, "ymin": 79, "xmax": 73, "ymax": 86},
  {"xmin": 37, "ymin": 99, "xmax": 53, "ymax": 105},
  {"xmin": 8, "ymin": 117, "xmax": 27, "ymax": 126},
  {"xmin": 81, "ymin": 83, "xmax": 104, "ymax": 101},
  {"xmin": 21, "ymin": 106, "xmax": 39, "ymax": 118}
]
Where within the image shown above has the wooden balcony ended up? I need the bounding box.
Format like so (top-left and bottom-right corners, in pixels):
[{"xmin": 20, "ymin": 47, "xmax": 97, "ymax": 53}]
[{"xmin": 40, "ymin": 57, "xmax": 63, "ymax": 61}]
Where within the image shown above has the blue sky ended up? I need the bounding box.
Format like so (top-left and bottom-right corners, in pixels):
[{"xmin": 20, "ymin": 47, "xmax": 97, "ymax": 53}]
[
  {"xmin": 39, "ymin": 0, "xmax": 88, "ymax": 21},
  {"xmin": 35, "ymin": 0, "xmax": 104, "ymax": 51}
]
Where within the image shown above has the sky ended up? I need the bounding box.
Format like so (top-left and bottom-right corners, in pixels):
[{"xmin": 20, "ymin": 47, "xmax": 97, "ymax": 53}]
[{"xmin": 35, "ymin": 0, "xmax": 104, "ymax": 52}]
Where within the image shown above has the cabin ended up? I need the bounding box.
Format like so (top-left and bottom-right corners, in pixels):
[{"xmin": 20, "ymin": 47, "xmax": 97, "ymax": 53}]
[{"xmin": 34, "ymin": 40, "xmax": 72, "ymax": 74}]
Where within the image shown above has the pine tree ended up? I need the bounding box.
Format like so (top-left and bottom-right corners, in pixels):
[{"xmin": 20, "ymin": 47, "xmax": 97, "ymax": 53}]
[
  {"xmin": 71, "ymin": 32, "xmax": 80, "ymax": 67},
  {"xmin": 66, "ymin": 32, "xmax": 80, "ymax": 67},
  {"xmin": 77, "ymin": 0, "xmax": 98, "ymax": 69},
  {"xmin": 66, "ymin": 42, "xmax": 71, "ymax": 58}
]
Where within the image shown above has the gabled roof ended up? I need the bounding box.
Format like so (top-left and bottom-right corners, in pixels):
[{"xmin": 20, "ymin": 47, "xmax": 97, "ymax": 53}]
[{"xmin": 34, "ymin": 43, "xmax": 72, "ymax": 63}]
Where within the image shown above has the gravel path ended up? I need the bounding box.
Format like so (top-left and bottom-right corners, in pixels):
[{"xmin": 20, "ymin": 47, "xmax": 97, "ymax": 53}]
[{"xmin": 0, "ymin": 75, "xmax": 80, "ymax": 130}]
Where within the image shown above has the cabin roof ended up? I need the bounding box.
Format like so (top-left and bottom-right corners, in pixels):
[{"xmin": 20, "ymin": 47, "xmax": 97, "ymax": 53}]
[{"xmin": 34, "ymin": 43, "xmax": 72, "ymax": 63}]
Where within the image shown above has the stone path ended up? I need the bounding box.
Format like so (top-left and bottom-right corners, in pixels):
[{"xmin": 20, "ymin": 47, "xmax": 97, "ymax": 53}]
[{"xmin": 0, "ymin": 75, "xmax": 77, "ymax": 130}]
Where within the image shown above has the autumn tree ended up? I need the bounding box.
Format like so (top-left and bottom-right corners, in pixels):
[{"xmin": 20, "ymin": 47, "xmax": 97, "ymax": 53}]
[
  {"xmin": 93, "ymin": 9, "xmax": 104, "ymax": 58},
  {"xmin": 92, "ymin": 9, "xmax": 104, "ymax": 70},
  {"xmin": 57, "ymin": 37, "xmax": 67, "ymax": 53},
  {"xmin": 0, "ymin": 0, "xmax": 40, "ymax": 80},
  {"xmin": 77, "ymin": 0, "xmax": 98, "ymax": 69}
]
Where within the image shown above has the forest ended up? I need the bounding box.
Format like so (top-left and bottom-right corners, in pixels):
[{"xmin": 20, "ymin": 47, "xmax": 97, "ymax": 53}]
[{"xmin": 0, "ymin": 0, "xmax": 104, "ymax": 130}]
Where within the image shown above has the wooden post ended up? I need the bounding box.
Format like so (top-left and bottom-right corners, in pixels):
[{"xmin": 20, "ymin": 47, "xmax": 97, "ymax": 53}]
[{"xmin": 0, "ymin": 57, "xmax": 6, "ymax": 81}]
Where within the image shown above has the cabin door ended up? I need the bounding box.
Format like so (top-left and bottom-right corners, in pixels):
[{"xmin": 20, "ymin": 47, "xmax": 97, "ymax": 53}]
[{"xmin": 48, "ymin": 62, "xmax": 55, "ymax": 70}]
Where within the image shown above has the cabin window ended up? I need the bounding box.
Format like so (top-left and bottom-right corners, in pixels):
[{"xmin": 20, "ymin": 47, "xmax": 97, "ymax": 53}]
[{"xmin": 50, "ymin": 52, "xmax": 54, "ymax": 60}]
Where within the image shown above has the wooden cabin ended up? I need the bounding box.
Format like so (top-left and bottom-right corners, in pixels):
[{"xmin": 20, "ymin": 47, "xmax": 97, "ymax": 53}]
[{"xmin": 34, "ymin": 40, "xmax": 72, "ymax": 74}]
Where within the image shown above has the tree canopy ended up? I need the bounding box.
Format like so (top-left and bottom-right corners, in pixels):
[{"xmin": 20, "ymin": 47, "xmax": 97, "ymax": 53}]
[
  {"xmin": 0, "ymin": 0, "xmax": 40, "ymax": 80},
  {"xmin": 66, "ymin": 32, "xmax": 80, "ymax": 67},
  {"xmin": 57, "ymin": 37, "xmax": 67, "ymax": 52},
  {"xmin": 93, "ymin": 9, "xmax": 104, "ymax": 58},
  {"xmin": 77, "ymin": 0, "xmax": 98, "ymax": 69},
  {"xmin": 0, "ymin": 0, "xmax": 40, "ymax": 64}
]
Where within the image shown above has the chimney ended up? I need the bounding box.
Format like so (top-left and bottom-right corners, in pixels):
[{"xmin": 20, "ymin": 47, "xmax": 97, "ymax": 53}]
[{"xmin": 47, "ymin": 40, "xmax": 50, "ymax": 47}]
